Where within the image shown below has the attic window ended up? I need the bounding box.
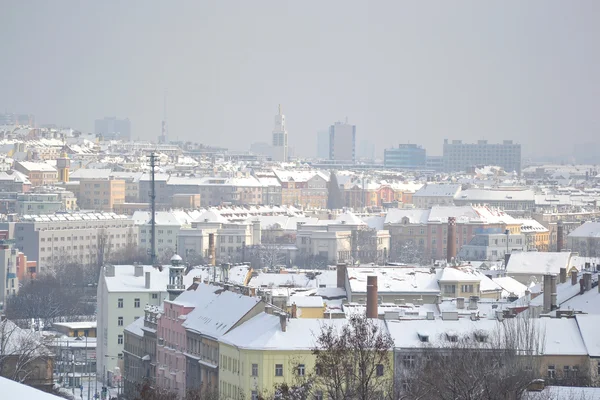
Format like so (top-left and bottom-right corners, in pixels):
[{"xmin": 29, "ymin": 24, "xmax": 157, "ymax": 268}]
[
  {"xmin": 417, "ymin": 332, "xmax": 429, "ymax": 343},
  {"xmin": 446, "ymin": 331, "xmax": 458, "ymax": 342},
  {"xmin": 474, "ymin": 331, "xmax": 488, "ymax": 343}
]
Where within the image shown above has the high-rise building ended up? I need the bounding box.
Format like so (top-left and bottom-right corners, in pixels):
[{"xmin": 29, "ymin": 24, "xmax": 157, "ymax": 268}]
[
  {"xmin": 0, "ymin": 113, "xmax": 35, "ymax": 126},
  {"xmin": 329, "ymin": 121, "xmax": 356, "ymax": 163},
  {"xmin": 384, "ymin": 144, "xmax": 426, "ymax": 169},
  {"xmin": 271, "ymin": 105, "xmax": 288, "ymax": 162},
  {"xmin": 442, "ymin": 139, "xmax": 521, "ymax": 174},
  {"xmin": 316, "ymin": 130, "xmax": 329, "ymax": 159},
  {"xmin": 94, "ymin": 117, "xmax": 131, "ymax": 141}
]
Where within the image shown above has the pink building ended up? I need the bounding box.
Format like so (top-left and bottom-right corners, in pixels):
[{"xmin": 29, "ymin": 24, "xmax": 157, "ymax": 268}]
[{"xmin": 156, "ymin": 298, "xmax": 195, "ymax": 396}]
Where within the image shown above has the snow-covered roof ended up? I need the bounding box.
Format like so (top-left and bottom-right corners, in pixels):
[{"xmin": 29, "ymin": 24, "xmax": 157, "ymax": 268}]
[
  {"xmin": 0, "ymin": 376, "xmax": 64, "ymax": 399},
  {"xmin": 492, "ymin": 276, "xmax": 528, "ymax": 298},
  {"xmin": 248, "ymin": 270, "xmax": 337, "ymax": 289},
  {"xmin": 16, "ymin": 161, "xmax": 57, "ymax": 172},
  {"xmin": 413, "ymin": 183, "xmax": 461, "ymax": 197},
  {"xmin": 576, "ymin": 314, "xmax": 600, "ymax": 357},
  {"xmin": 287, "ymin": 295, "xmax": 325, "ymax": 308},
  {"xmin": 384, "ymin": 205, "xmax": 516, "ymax": 225},
  {"xmin": 103, "ymin": 264, "xmax": 198, "ymax": 293},
  {"xmin": 455, "ymin": 189, "xmax": 535, "ymax": 202},
  {"xmin": 506, "ymin": 252, "xmax": 573, "ymax": 276},
  {"xmin": 346, "ymin": 266, "xmax": 440, "ymax": 294},
  {"xmin": 524, "ymin": 386, "xmax": 600, "ymax": 400},
  {"xmin": 568, "ymin": 221, "xmax": 600, "ymax": 238},
  {"xmin": 124, "ymin": 315, "xmax": 145, "ymax": 337},
  {"xmin": 180, "ymin": 283, "xmax": 262, "ymax": 339}
]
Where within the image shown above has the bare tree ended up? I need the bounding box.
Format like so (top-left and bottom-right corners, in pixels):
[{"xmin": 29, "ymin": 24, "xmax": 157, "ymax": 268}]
[
  {"xmin": 312, "ymin": 314, "xmax": 394, "ymax": 400},
  {"xmin": 0, "ymin": 318, "xmax": 52, "ymax": 387},
  {"xmin": 393, "ymin": 240, "xmax": 430, "ymax": 265},
  {"xmin": 132, "ymin": 379, "xmax": 219, "ymax": 400},
  {"xmin": 398, "ymin": 317, "xmax": 547, "ymax": 400},
  {"xmin": 349, "ymin": 227, "xmax": 384, "ymax": 265},
  {"xmin": 249, "ymin": 243, "xmax": 287, "ymax": 269}
]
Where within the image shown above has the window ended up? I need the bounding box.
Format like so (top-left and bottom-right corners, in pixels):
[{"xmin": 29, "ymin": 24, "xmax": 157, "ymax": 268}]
[
  {"xmin": 297, "ymin": 364, "xmax": 305, "ymax": 376},
  {"xmin": 152, "ymin": 293, "xmax": 158, "ymax": 299},
  {"xmin": 315, "ymin": 364, "xmax": 322, "ymax": 375},
  {"xmin": 461, "ymin": 284, "xmax": 474, "ymax": 293},
  {"xmin": 376, "ymin": 364, "xmax": 384, "ymax": 376},
  {"xmin": 117, "ymin": 298, "xmax": 123, "ymax": 308},
  {"xmin": 118, "ymin": 335, "xmax": 123, "ymax": 345},
  {"xmin": 563, "ymin": 366, "xmax": 570, "ymax": 378},
  {"xmin": 275, "ymin": 364, "xmax": 283, "ymax": 376},
  {"xmin": 251, "ymin": 363, "xmax": 258, "ymax": 377},
  {"xmin": 251, "ymin": 391, "xmax": 259, "ymax": 400},
  {"xmin": 134, "ymin": 298, "xmax": 140, "ymax": 308},
  {"xmin": 547, "ymin": 365, "xmax": 555, "ymax": 379},
  {"xmin": 118, "ymin": 317, "xmax": 123, "ymax": 326},
  {"xmin": 402, "ymin": 355, "xmax": 415, "ymax": 369},
  {"xmin": 444, "ymin": 285, "xmax": 456, "ymax": 294}
]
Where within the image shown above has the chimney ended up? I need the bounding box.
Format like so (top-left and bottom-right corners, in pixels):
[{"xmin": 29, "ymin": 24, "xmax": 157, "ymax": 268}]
[
  {"xmin": 249, "ymin": 287, "xmax": 256, "ymax": 297},
  {"xmin": 291, "ymin": 303, "xmax": 297, "ymax": 318},
  {"xmin": 435, "ymin": 294, "xmax": 441, "ymax": 305},
  {"xmin": 559, "ymin": 268, "xmax": 567, "ymax": 284},
  {"xmin": 583, "ymin": 272, "xmax": 592, "ymax": 292},
  {"xmin": 145, "ymin": 271, "xmax": 151, "ymax": 289},
  {"xmin": 468, "ymin": 296, "xmax": 479, "ymax": 310},
  {"xmin": 543, "ymin": 274, "xmax": 552, "ymax": 313},
  {"xmin": 366, "ymin": 275, "xmax": 378, "ymax": 319},
  {"xmin": 456, "ymin": 297, "xmax": 465, "ymax": 309},
  {"xmin": 336, "ymin": 263, "xmax": 346, "ymax": 289},
  {"xmin": 571, "ymin": 270, "xmax": 578, "ymax": 285},
  {"xmin": 551, "ymin": 275, "xmax": 557, "ymax": 311},
  {"xmin": 447, "ymin": 217, "xmax": 457, "ymax": 263},
  {"xmin": 279, "ymin": 313, "xmax": 287, "ymax": 332},
  {"xmin": 265, "ymin": 305, "xmax": 273, "ymax": 315},
  {"xmin": 524, "ymin": 289, "xmax": 531, "ymax": 302},
  {"xmin": 208, "ymin": 233, "xmax": 216, "ymax": 266},
  {"xmin": 134, "ymin": 265, "xmax": 144, "ymax": 277},
  {"xmin": 556, "ymin": 221, "xmax": 564, "ymax": 252},
  {"xmin": 426, "ymin": 311, "xmax": 434, "ymax": 320},
  {"xmin": 105, "ymin": 264, "xmax": 115, "ymax": 277}
]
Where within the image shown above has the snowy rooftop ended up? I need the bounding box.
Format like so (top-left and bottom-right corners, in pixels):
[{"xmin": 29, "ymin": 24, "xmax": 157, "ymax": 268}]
[
  {"xmin": 506, "ymin": 252, "xmax": 573, "ymax": 276},
  {"xmin": 103, "ymin": 264, "xmax": 199, "ymax": 293},
  {"xmin": 248, "ymin": 270, "xmax": 337, "ymax": 289},
  {"xmin": 0, "ymin": 376, "xmax": 63, "ymax": 399},
  {"xmin": 124, "ymin": 315, "xmax": 145, "ymax": 337},
  {"xmin": 180, "ymin": 283, "xmax": 262, "ymax": 339},
  {"xmin": 568, "ymin": 221, "xmax": 600, "ymax": 238},
  {"xmin": 346, "ymin": 266, "xmax": 440, "ymax": 294},
  {"xmin": 384, "ymin": 205, "xmax": 517, "ymax": 225},
  {"xmin": 287, "ymin": 295, "xmax": 325, "ymax": 308},
  {"xmin": 413, "ymin": 183, "xmax": 462, "ymax": 197},
  {"xmin": 455, "ymin": 188, "xmax": 535, "ymax": 202}
]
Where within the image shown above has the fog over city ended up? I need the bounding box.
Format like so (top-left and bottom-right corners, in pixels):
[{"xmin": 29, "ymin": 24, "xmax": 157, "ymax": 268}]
[{"xmin": 1, "ymin": 1, "xmax": 599, "ymax": 160}]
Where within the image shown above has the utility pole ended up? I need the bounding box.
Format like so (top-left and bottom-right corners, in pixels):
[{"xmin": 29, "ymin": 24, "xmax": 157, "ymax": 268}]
[{"xmin": 149, "ymin": 152, "xmax": 158, "ymax": 266}]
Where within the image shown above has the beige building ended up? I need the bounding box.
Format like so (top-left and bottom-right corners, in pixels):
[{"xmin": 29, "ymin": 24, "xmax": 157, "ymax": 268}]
[
  {"xmin": 78, "ymin": 178, "xmax": 125, "ymax": 212},
  {"xmin": 13, "ymin": 161, "xmax": 58, "ymax": 187}
]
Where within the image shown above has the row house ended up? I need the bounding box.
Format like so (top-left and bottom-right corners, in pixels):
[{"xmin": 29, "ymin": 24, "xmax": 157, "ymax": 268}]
[
  {"xmin": 384, "ymin": 205, "xmax": 521, "ymax": 262},
  {"xmin": 274, "ymin": 170, "xmax": 328, "ymax": 209}
]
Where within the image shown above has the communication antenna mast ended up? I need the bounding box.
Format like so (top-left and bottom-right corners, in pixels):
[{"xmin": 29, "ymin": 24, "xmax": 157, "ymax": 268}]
[{"xmin": 149, "ymin": 152, "xmax": 158, "ymax": 266}]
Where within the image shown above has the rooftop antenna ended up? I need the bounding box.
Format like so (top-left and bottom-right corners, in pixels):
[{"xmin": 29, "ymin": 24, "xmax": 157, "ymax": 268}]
[{"xmin": 149, "ymin": 152, "xmax": 158, "ymax": 266}]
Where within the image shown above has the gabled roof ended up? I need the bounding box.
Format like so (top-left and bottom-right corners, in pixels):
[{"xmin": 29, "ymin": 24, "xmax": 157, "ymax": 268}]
[
  {"xmin": 568, "ymin": 221, "xmax": 600, "ymax": 238},
  {"xmin": 181, "ymin": 283, "xmax": 262, "ymax": 339},
  {"xmin": 506, "ymin": 252, "xmax": 573, "ymax": 276}
]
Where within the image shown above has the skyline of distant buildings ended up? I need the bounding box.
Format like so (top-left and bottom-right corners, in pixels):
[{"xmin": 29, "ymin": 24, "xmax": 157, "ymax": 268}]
[
  {"xmin": 94, "ymin": 116, "xmax": 131, "ymax": 141},
  {"xmin": 329, "ymin": 120, "xmax": 356, "ymax": 163}
]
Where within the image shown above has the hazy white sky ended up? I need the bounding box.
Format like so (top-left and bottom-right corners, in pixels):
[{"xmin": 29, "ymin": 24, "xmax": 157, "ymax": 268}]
[{"xmin": 1, "ymin": 1, "xmax": 599, "ymax": 159}]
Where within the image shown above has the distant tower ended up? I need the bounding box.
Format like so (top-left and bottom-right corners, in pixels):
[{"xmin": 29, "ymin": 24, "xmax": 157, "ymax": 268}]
[
  {"xmin": 271, "ymin": 104, "xmax": 288, "ymax": 162},
  {"xmin": 57, "ymin": 152, "xmax": 71, "ymax": 182},
  {"xmin": 159, "ymin": 92, "xmax": 168, "ymax": 144},
  {"xmin": 167, "ymin": 254, "xmax": 185, "ymax": 301}
]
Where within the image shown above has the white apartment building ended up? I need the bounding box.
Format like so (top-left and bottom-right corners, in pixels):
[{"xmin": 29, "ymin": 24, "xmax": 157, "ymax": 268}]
[
  {"xmin": 1, "ymin": 212, "xmax": 136, "ymax": 269},
  {"xmin": 133, "ymin": 211, "xmax": 199, "ymax": 258},
  {"xmin": 412, "ymin": 183, "xmax": 462, "ymax": 208},
  {"xmin": 96, "ymin": 263, "xmax": 198, "ymax": 380}
]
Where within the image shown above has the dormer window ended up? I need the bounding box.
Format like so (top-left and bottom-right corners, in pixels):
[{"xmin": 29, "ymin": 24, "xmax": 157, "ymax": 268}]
[
  {"xmin": 446, "ymin": 331, "xmax": 458, "ymax": 342},
  {"xmin": 474, "ymin": 331, "xmax": 488, "ymax": 343},
  {"xmin": 417, "ymin": 332, "xmax": 429, "ymax": 343}
]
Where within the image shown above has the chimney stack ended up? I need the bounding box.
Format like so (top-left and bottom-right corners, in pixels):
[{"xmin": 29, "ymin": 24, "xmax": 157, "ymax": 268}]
[
  {"xmin": 556, "ymin": 221, "xmax": 564, "ymax": 252},
  {"xmin": 468, "ymin": 296, "xmax": 479, "ymax": 310},
  {"xmin": 291, "ymin": 303, "xmax": 297, "ymax": 318},
  {"xmin": 551, "ymin": 275, "xmax": 558, "ymax": 311},
  {"xmin": 543, "ymin": 274, "xmax": 552, "ymax": 313},
  {"xmin": 571, "ymin": 270, "xmax": 578, "ymax": 285},
  {"xmin": 456, "ymin": 297, "xmax": 465, "ymax": 309},
  {"xmin": 145, "ymin": 271, "xmax": 151, "ymax": 289},
  {"xmin": 208, "ymin": 233, "xmax": 216, "ymax": 266},
  {"xmin": 337, "ymin": 263, "xmax": 347, "ymax": 289},
  {"xmin": 135, "ymin": 264, "xmax": 144, "ymax": 277},
  {"xmin": 447, "ymin": 217, "xmax": 457, "ymax": 263},
  {"xmin": 559, "ymin": 268, "xmax": 567, "ymax": 284},
  {"xmin": 279, "ymin": 312, "xmax": 287, "ymax": 332},
  {"xmin": 366, "ymin": 275, "xmax": 378, "ymax": 319},
  {"xmin": 105, "ymin": 264, "xmax": 115, "ymax": 277},
  {"xmin": 583, "ymin": 272, "xmax": 592, "ymax": 292}
]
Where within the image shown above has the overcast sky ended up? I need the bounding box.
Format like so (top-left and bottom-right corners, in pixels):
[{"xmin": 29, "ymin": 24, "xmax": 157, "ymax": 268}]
[{"xmin": 1, "ymin": 1, "xmax": 598, "ymax": 159}]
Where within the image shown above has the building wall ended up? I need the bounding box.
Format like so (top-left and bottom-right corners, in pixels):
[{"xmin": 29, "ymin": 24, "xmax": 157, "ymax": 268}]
[
  {"xmin": 442, "ymin": 139, "xmax": 521, "ymax": 174},
  {"xmin": 123, "ymin": 329, "xmax": 144, "ymax": 399},
  {"xmin": 78, "ymin": 178, "xmax": 126, "ymax": 212},
  {"xmin": 384, "ymin": 144, "xmax": 426, "ymax": 169},
  {"xmin": 329, "ymin": 122, "xmax": 356, "ymax": 163}
]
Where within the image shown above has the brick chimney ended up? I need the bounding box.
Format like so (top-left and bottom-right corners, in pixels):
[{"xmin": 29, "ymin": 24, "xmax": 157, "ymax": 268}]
[
  {"xmin": 337, "ymin": 263, "xmax": 347, "ymax": 289},
  {"xmin": 366, "ymin": 275, "xmax": 378, "ymax": 318},
  {"xmin": 556, "ymin": 221, "xmax": 564, "ymax": 252},
  {"xmin": 571, "ymin": 270, "xmax": 578, "ymax": 285},
  {"xmin": 291, "ymin": 303, "xmax": 297, "ymax": 318},
  {"xmin": 559, "ymin": 268, "xmax": 567, "ymax": 284},
  {"xmin": 543, "ymin": 274, "xmax": 552, "ymax": 313},
  {"xmin": 208, "ymin": 233, "xmax": 216, "ymax": 266},
  {"xmin": 551, "ymin": 275, "xmax": 558, "ymax": 311},
  {"xmin": 279, "ymin": 312, "xmax": 287, "ymax": 332},
  {"xmin": 447, "ymin": 217, "xmax": 457, "ymax": 263}
]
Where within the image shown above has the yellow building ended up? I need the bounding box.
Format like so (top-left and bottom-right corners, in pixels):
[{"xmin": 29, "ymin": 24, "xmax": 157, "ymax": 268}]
[
  {"xmin": 78, "ymin": 177, "xmax": 125, "ymax": 212},
  {"xmin": 219, "ymin": 312, "xmax": 393, "ymax": 399},
  {"xmin": 52, "ymin": 321, "xmax": 97, "ymax": 337},
  {"xmin": 286, "ymin": 295, "xmax": 326, "ymax": 319}
]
